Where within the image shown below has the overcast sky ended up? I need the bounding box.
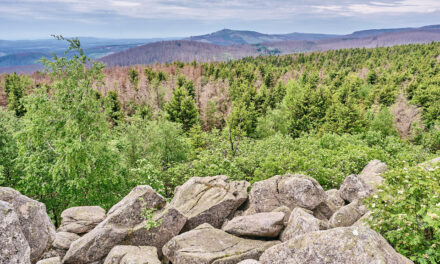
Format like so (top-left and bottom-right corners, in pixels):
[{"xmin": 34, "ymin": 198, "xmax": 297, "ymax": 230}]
[{"xmin": 1, "ymin": 0, "xmax": 440, "ymax": 39}]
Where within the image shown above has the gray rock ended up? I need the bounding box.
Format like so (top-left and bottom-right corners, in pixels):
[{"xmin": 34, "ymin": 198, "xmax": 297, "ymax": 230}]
[
  {"xmin": 35, "ymin": 257, "xmax": 61, "ymax": 264},
  {"xmin": 222, "ymin": 212, "xmax": 285, "ymax": 238},
  {"xmin": 280, "ymin": 207, "xmax": 321, "ymax": 242},
  {"xmin": 271, "ymin": 206, "xmax": 291, "ymax": 225},
  {"xmin": 163, "ymin": 223, "xmax": 279, "ymax": 264},
  {"xmin": 338, "ymin": 174, "xmax": 369, "ymax": 203},
  {"xmin": 246, "ymin": 174, "xmax": 326, "ymax": 214},
  {"xmin": 260, "ymin": 226, "xmax": 413, "ymax": 264},
  {"xmin": 353, "ymin": 211, "xmax": 372, "ymax": 228},
  {"xmin": 103, "ymin": 245, "xmax": 161, "ymax": 264},
  {"xmin": 58, "ymin": 206, "xmax": 106, "ymax": 234},
  {"xmin": 0, "ymin": 201, "xmax": 31, "ymax": 264},
  {"xmin": 329, "ymin": 200, "xmax": 368, "ymax": 228},
  {"xmin": 52, "ymin": 232, "xmax": 80, "ymax": 250},
  {"xmin": 0, "ymin": 187, "xmax": 56, "ymax": 263},
  {"xmin": 124, "ymin": 205, "xmax": 187, "ymax": 257},
  {"xmin": 63, "ymin": 185, "xmax": 167, "ymax": 264},
  {"xmin": 314, "ymin": 189, "xmax": 345, "ymax": 220},
  {"xmin": 169, "ymin": 175, "xmax": 250, "ymax": 232},
  {"xmin": 359, "ymin": 160, "xmax": 387, "ymax": 191}
]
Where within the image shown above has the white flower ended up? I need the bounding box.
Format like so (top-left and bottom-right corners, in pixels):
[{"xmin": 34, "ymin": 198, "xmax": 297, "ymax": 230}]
[{"xmin": 352, "ymin": 229, "xmax": 359, "ymax": 236}]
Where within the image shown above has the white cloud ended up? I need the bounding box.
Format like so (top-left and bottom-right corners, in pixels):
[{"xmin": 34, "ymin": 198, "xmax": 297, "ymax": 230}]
[{"xmin": 1, "ymin": 0, "xmax": 440, "ymax": 22}]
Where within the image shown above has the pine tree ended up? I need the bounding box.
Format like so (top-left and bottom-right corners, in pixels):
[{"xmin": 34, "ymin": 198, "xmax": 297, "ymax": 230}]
[{"xmin": 165, "ymin": 86, "xmax": 199, "ymax": 131}]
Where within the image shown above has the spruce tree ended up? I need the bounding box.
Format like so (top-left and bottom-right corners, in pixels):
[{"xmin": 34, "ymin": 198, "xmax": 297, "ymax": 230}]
[{"xmin": 165, "ymin": 86, "xmax": 199, "ymax": 131}]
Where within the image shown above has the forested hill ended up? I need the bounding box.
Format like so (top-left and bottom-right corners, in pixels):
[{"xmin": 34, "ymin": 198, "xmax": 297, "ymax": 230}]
[
  {"xmin": 1, "ymin": 41, "xmax": 440, "ymax": 263},
  {"xmin": 98, "ymin": 25, "xmax": 440, "ymax": 66}
]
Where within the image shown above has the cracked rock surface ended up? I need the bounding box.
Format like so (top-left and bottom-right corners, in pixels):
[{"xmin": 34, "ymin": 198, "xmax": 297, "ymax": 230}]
[
  {"xmin": 0, "ymin": 187, "xmax": 55, "ymax": 263},
  {"xmin": 246, "ymin": 174, "xmax": 326, "ymax": 214},
  {"xmin": 163, "ymin": 223, "xmax": 279, "ymax": 264},
  {"xmin": 58, "ymin": 206, "xmax": 106, "ymax": 234},
  {"xmin": 170, "ymin": 175, "xmax": 250, "ymax": 232},
  {"xmin": 0, "ymin": 200, "xmax": 31, "ymax": 264},
  {"xmin": 260, "ymin": 226, "xmax": 413, "ymax": 264}
]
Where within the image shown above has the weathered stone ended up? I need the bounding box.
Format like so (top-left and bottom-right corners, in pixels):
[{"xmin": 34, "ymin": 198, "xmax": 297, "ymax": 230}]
[
  {"xmin": 238, "ymin": 260, "xmax": 260, "ymax": 264},
  {"xmin": 0, "ymin": 201, "xmax": 31, "ymax": 264},
  {"xmin": 260, "ymin": 226, "xmax": 413, "ymax": 264},
  {"xmin": 359, "ymin": 160, "xmax": 387, "ymax": 191},
  {"xmin": 338, "ymin": 174, "xmax": 369, "ymax": 203},
  {"xmin": 169, "ymin": 175, "xmax": 250, "ymax": 232},
  {"xmin": 329, "ymin": 200, "xmax": 368, "ymax": 228},
  {"xmin": 222, "ymin": 212, "xmax": 284, "ymax": 238},
  {"xmin": 280, "ymin": 207, "xmax": 321, "ymax": 242},
  {"xmin": 246, "ymin": 174, "xmax": 326, "ymax": 214},
  {"xmin": 103, "ymin": 245, "xmax": 161, "ymax": 264},
  {"xmin": 52, "ymin": 232, "xmax": 80, "ymax": 250},
  {"xmin": 271, "ymin": 206, "xmax": 291, "ymax": 225},
  {"xmin": 314, "ymin": 189, "xmax": 345, "ymax": 220},
  {"xmin": 58, "ymin": 206, "xmax": 106, "ymax": 234},
  {"xmin": 124, "ymin": 205, "xmax": 187, "ymax": 257},
  {"xmin": 63, "ymin": 185, "xmax": 167, "ymax": 264},
  {"xmin": 353, "ymin": 211, "xmax": 372, "ymax": 228},
  {"xmin": 163, "ymin": 223, "xmax": 279, "ymax": 264},
  {"xmin": 0, "ymin": 187, "xmax": 55, "ymax": 263},
  {"xmin": 35, "ymin": 257, "xmax": 61, "ymax": 264}
]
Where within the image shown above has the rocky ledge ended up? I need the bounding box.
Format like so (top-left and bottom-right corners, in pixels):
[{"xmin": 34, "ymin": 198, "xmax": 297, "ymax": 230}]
[{"xmin": 1, "ymin": 159, "xmax": 419, "ymax": 264}]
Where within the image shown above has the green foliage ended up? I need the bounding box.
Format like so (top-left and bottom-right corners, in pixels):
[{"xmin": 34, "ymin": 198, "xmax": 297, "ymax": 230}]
[
  {"xmin": 365, "ymin": 165, "xmax": 440, "ymax": 263},
  {"xmin": 369, "ymin": 107, "xmax": 398, "ymax": 138},
  {"xmin": 128, "ymin": 68, "xmax": 139, "ymax": 91},
  {"xmin": 0, "ymin": 109, "xmax": 21, "ymax": 187},
  {"xmin": 104, "ymin": 90, "xmax": 124, "ymax": 126},
  {"xmin": 139, "ymin": 197, "xmax": 163, "ymax": 230},
  {"xmin": 4, "ymin": 73, "xmax": 31, "ymax": 117},
  {"xmin": 165, "ymin": 86, "xmax": 199, "ymax": 131},
  {"xmin": 13, "ymin": 36, "xmax": 128, "ymax": 225}
]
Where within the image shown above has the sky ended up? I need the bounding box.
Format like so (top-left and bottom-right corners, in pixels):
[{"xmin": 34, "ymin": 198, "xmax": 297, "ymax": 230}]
[{"xmin": 1, "ymin": 0, "xmax": 440, "ymax": 40}]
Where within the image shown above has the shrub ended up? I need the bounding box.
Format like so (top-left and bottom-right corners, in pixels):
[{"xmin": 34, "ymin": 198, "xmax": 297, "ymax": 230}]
[{"xmin": 365, "ymin": 165, "xmax": 440, "ymax": 264}]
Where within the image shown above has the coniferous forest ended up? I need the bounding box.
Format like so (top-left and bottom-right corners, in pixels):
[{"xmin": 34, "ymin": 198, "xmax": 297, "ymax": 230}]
[{"xmin": 1, "ymin": 38, "xmax": 440, "ymax": 263}]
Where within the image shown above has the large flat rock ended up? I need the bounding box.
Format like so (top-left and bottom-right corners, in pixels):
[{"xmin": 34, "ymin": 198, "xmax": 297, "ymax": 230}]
[
  {"xmin": 222, "ymin": 212, "xmax": 284, "ymax": 238},
  {"xmin": 58, "ymin": 206, "xmax": 106, "ymax": 234},
  {"xmin": 63, "ymin": 185, "xmax": 166, "ymax": 264},
  {"xmin": 103, "ymin": 245, "xmax": 161, "ymax": 264},
  {"xmin": 260, "ymin": 226, "xmax": 413, "ymax": 264},
  {"xmin": 169, "ymin": 175, "xmax": 249, "ymax": 232},
  {"xmin": 163, "ymin": 223, "xmax": 279, "ymax": 264}
]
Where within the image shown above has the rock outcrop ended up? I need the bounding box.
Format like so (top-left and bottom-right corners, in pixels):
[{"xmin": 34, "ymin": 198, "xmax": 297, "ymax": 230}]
[
  {"xmin": 246, "ymin": 174, "xmax": 326, "ymax": 214},
  {"xmin": 338, "ymin": 174, "xmax": 369, "ymax": 202},
  {"xmin": 358, "ymin": 159, "xmax": 388, "ymax": 191},
  {"xmin": 63, "ymin": 185, "xmax": 167, "ymax": 264},
  {"xmin": 260, "ymin": 226, "xmax": 413, "ymax": 264},
  {"xmin": 329, "ymin": 200, "xmax": 368, "ymax": 227},
  {"xmin": 103, "ymin": 245, "xmax": 161, "ymax": 264},
  {"xmin": 58, "ymin": 206, "xmax": 106, "ymax": 234},
  {"xmin": 222, "ymin": 212, "xmax": 285, "ymax": 238},
  {"xmin": 0, "ymin": 200, "xmax": 31, "ymax": 264},
  {"xmin": 163, "ymin": 223, "xmax": 279, "ymax": 264},
  {"xmin": 169, "ymin": 175, "xmax": 249, "ymax": 232},
  {"xmin": 313, "ymin": 189, "xmax": 345, "ymax": 220},
  {"xmin": 280, "ymin": 207, "xmax": 323, "ymax": 242},
  {"xmin": 0, "ymin": 187, "xmax": 56, "ymax": 263},
  {"xmin": 123, "ymin": 205, "xmax": 187, "ymax": 257},
  {"xmin": 52, "ymin": 232, "xmax": 80, "ymax": 250}
]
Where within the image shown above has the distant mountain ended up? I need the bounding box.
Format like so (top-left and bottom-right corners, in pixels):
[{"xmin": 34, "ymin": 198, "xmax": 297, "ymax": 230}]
[
  {"xmin": 2, "ymin": 25, "xmax": 440, "ymax": 73},
  {"xmin": 99, "ymin": 25, "xmax": 440, "ymax": 67},
  {"xmin": 0, "ymin": 37, "xmax": 178, "ymax": 69},
  {"xmin": 188, "ymin": 29, "xmax": 338, "ymax": 46},
  {"xmin": 99, "ymin": 40, "xmax": 259, "ymax": 66}
]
